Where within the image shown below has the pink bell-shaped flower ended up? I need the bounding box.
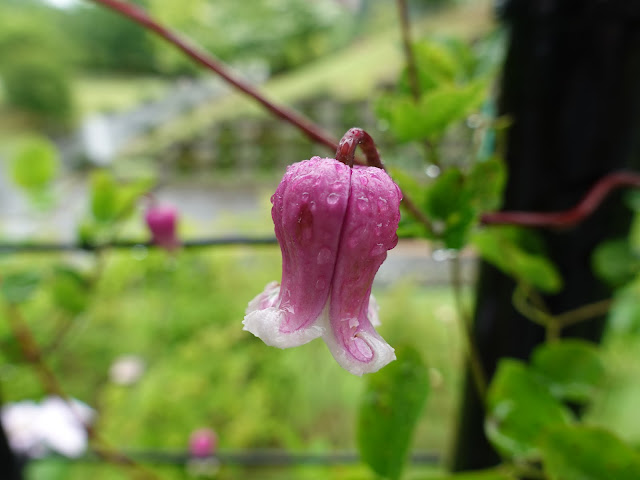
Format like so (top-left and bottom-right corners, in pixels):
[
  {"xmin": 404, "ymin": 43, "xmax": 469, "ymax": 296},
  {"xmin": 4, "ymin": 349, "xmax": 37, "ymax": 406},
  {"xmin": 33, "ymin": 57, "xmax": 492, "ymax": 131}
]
[
  {"xmin": 243, "ymin": 132, "xmax": 402, "ymax": 376},
  {"xmin": 145, "ymin": 204, "xmax": 180, "ymax": 251}
]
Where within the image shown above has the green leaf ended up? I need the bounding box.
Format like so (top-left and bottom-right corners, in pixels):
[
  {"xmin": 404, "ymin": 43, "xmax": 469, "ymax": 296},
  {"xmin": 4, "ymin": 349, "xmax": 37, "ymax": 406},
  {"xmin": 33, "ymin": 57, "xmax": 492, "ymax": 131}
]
[
  {"xmin": 51, "ymin": 267, "xmax": 90, "ymax": 315},
  {"xmin": 386, "ymin": 80, "xmax": 488, "ymax": 142},
  {"xmin": 424, "ymin": 168, "xmax": 476, "ymax": 249},
  {"xmin": 90, "ymin": 170, "xmax": 118, "ymax": 223},
  {"xmin": 472, "ymin": 226, "xmax": 563, "ymax": 292},
  {"xmin": 531, "ymin": 340, "xmax": 605, "ymax": 404},
  {"xmin": 11, "ymin": 136, "xmax": 58, "ymax": 191},
  {"xmin": 1, "ymin": 271, "xmax": 41, "ymax": 304},
  {"xmin": 113, "ymin": 178, "xmax": 154, "ymax": 222},
  {"xmin": 607, "ymin": 279, "xmax": 640, "ymax": 335},
  {"xmin": 592, "ymin": 238, "xmax": 640, "ymax": 287},
  {"xmin": 467, "ymin": 157, "xmax": 506, "ymax": 212},
  {"xmin": 398, "ymin": 40, "xmax": 459, "ymax": 94},
  {"xmin": 426, "ymin": 469, "xmax": 514, "ymax": 480},
  {"xmin": 540, "ymin": 425, "xmax": 640, "ymax": 480},
  {"xmin": 486, "ymin": 359, "xmax": 572, "ymax": 460},
  {"xmin": 357, "ymin": 344, "xmax": 430, "ymax": 480}
]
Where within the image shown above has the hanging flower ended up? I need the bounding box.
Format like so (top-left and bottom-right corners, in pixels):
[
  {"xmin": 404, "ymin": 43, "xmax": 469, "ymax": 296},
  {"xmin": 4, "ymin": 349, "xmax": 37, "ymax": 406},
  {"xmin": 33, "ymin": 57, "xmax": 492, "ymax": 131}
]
[
  {"xmin": 145, "ymin": 203, "xmax": 180, "ymax": 251},
  {"xmin": 243, "ymin": 129, "xmax": 402, "ymax": 376}
]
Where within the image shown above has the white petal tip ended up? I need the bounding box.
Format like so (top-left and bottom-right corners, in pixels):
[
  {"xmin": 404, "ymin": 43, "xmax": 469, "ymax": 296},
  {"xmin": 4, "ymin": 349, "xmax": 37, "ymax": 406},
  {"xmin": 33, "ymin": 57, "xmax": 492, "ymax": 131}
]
[
  {"xmin": 243, "ymin": 308, "xmax": 324, "ymax": 349},
  {"xmin": 323, "ymin": 331, "xmax": 396, "ymax": 376}
]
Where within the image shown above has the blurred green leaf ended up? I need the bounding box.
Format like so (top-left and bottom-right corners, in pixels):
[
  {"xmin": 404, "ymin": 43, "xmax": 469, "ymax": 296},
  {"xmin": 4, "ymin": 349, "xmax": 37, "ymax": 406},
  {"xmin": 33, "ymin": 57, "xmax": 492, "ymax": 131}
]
[
  {"xmin": 389, "ymin": 168, "xmax": 426, "ymax": 206},
  {"xmin": 607, "ymin": 279, "xmax": 640, "ymax": 336},
  {"xmin": 11, "ymin": 136, "xmax": 58, "ymax": 191},
  {"xmin": 1, "ymin": 271, "xmax": 41, "ymax": 304},
  {"xmin": 593, "ymin": 238, "xmax": 640, "ymax": 287},
  {"xmin": 398, "ymin": 40, "xmax": 459, "ymax": 94},
  {"xmin": 357, "ymin": 344, "xmax": 430, "ymax": 480},
  {"xmin": 51, "ymin": 267, "xmax": 90, "ymax": 315},
  {"xmin": 467, "ymin": 157, "xmax": 506, "ymax": 212},
  {"xmin": 472, "ymin": 227, "xmax": 563, "ymax": 292},
  {"xmin": 426, "ymin": 469, "xmax": 514, "ymax": 480},
  {"xmin": 114, "ymin": 178, "xmax": 153, "ymax": 222},
  {"xmin": 424, "ymin": 169, "xmax": 476, "ymax": 249},
  {"xmin": 90, "ymin": 170, "xmax": 118, "ymax": 223},
  {"xmin": 486, "ymin": 359, "xmax": 572, "ymax": 460},
  {"xmin": 531, "ymin": 340, "xmax": 605, "ymax": 404},
  {"xmin": 385, "ymin": 80, "xmax": 488, "ymax": 142},
  {"xmin": 540, "ymin": 425, "xmax": 640, "ymax": 480}
]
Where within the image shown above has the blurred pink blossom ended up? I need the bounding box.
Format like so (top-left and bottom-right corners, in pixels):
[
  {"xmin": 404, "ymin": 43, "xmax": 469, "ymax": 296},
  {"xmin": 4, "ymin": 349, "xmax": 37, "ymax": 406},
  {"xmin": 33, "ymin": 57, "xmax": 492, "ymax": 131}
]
[
  {"xmin": 145, "ymin": 204, "xmax": 180, "ymax": 251},
  {"xmin": 189, "ymin": 428, "xmax": 218, "ymax": 458}
]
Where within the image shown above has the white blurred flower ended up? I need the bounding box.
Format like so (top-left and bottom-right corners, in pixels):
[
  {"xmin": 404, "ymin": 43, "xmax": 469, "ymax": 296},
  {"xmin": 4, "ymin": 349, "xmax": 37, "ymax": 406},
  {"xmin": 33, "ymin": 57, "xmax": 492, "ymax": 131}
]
[
  {"xmin": 109, "ymin": 354, "xmax": 146, "ymax": 386},
  {"xmin": 1, "ymin": 397, "xmax": 94, "ymax": 458}
]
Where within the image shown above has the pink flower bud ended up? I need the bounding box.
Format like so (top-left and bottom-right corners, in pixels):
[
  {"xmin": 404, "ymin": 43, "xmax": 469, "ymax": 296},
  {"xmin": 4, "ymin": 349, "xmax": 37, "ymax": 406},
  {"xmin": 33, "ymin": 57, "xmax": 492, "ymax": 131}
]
[
  {"xmin": 243, "ymin": 156, "xmax": 402, "ymax": 375},
  {"xmin": 145, "ymin": 204, "xmax": 180, "ymax": 251},
  {"xmin": 189, "ymin": 428, "xmax": 217, "ymax": 458}
]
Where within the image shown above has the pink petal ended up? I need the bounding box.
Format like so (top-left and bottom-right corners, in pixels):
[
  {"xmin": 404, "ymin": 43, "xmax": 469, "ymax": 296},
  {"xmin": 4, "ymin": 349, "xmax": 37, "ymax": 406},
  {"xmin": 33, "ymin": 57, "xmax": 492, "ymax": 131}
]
[
  {"xmin": 324, "ymin": 166, "xmax": 402, "ymax": 375},
  {"xmin": 243, "ymin": 157, "xmax": 351, "ymax": 347}
]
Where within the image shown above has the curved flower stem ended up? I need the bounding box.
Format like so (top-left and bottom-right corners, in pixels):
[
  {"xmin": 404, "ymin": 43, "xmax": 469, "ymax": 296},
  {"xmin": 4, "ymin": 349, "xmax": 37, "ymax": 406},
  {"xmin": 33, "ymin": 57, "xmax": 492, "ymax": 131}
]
[
  {"xmin": 481, "ymin": 171, "xmax": 640, "ymax": 229},
  {"xmin": 450, "ymin": 256, "xmax": 488, "ymax": 402},
  {"xmin": 4, "ymin": 304, "xmax": 159, "ymax": 480},
  {"xmin": 335, "ymin": 128, "xmax": 383, "ymax": 168}
]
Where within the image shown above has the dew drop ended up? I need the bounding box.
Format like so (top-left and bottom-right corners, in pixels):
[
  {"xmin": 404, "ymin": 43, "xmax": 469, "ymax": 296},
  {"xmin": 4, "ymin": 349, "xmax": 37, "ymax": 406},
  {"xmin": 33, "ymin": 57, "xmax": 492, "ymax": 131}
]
[
  {"xmin": 359, "ymin": 175, "xmax": 369, "ymax": 186},
  {"xmin": 370, "ymin": 243, "xmax": 386, "ymax": 256},
  {"xmin": 315, "ymin": 277, "xmax": 326, "ymax": 290},
  {"xmin": 357, "ymin": 196, "xmax": 369, "ymax": 212},
  {"xmin": 348, "ymin": 318, "xmax": 359, "ymax": 329},
  {"xmin": 425, "ymin": 164, "xmax": 441, "ymax": 178},
  {"xmin": 301, "ymin": 192, "xmax": 310, "ymax": 202},
  {"xmin": 377, "ymin": 197, "xmax": 388, "ymax": 211},
  {"xmin": 327, "ymin": 193, "xmax": 340, "ymax": 205},
  {"xmin": 317, "ymin": 247, "xmax": 332, "ymax": 265}
]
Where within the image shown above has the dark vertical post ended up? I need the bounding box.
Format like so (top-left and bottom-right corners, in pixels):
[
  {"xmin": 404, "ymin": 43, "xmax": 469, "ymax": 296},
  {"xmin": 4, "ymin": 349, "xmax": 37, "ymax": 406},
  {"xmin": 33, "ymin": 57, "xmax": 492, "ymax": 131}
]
[
  {"xmin": 452, "ymin": 0, "xmax": 640, "ymax": 471},
  {"xmin": 0, "ymin": 412, "xmax": 23, "ymax": 480}
]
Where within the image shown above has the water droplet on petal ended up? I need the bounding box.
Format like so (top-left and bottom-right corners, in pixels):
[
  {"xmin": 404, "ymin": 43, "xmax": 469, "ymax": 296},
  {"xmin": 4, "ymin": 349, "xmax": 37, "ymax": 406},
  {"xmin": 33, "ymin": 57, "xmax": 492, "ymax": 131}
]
[
  {"xmin": 348, "ymin": 318, "xmax": 359, "ymax": 329},
  {"xmin": 378, "ymin": 197, "xmax": 388, "ymax": 211},
  {"xmin": 351, "ymin": 335, "xmax": 373, "ymax": 362},
  {"xmin": 301, "ymin": 192, "xmax": 309, "ymax": 202},
  {"xmin": 315, "ymin": 277, "xmax": 326, "ymax": 290},
  {"xmin": 370, "ymin": 243, "xmax": 386, "ymax": 256},
  {"xmin": 359, "ymin": 175, "xmax": 369, "ymax": 186},
  {"xmin": 357, "ymin": 196, "xmax": 369, "ymax": 212},
  {"xmin": 317, "ymin": 247, "xmax": 332, "ymax": 265},
  {"xmin": 327, "ymin": 193, "xmax": 340, "ymax": 205}
]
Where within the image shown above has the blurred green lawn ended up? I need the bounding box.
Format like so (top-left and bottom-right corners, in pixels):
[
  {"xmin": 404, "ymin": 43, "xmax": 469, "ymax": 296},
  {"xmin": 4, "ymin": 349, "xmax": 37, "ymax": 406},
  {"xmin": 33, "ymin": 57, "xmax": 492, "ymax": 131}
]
[{"xmin": 0, "ymin": 246, "xmax": 467, "ymax": 479}]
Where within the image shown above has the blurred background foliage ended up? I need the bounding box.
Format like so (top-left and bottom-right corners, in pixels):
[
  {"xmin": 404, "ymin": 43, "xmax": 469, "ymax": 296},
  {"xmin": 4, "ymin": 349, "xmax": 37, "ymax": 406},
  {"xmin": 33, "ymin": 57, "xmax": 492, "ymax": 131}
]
[{"xmin": 4, "ymin": 0, "xmax": 640, "ymax": 479}]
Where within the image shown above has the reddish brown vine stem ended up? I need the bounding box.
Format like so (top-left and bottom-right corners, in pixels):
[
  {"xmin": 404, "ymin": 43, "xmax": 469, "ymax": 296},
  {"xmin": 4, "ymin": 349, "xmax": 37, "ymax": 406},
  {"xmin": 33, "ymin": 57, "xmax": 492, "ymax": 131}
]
[
  {"xmin": 88, "ymin": 0, "xmax": 432, "ymax": 230},
  {"xmin": 481, "ymin": 171, "xmax": 640, "ymax": 229},
  {"xmin": 90, "ymin": 0, "xmax": 338, "ymax": 153},
  {"xmin": 336, "ymin": 128, "xmax": 383, "ymax": 169}
]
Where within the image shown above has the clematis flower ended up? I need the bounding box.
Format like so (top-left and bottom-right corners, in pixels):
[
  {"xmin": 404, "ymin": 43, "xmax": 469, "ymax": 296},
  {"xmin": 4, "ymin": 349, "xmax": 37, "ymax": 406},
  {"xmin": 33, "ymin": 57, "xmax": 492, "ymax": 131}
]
[
  {"xmin": 145, "ymin": 203, "xmax": 180, "ymax": 251},
  {"xmin": 243, "ymin": 150, "xmax": 402, "ymax": 376}
]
